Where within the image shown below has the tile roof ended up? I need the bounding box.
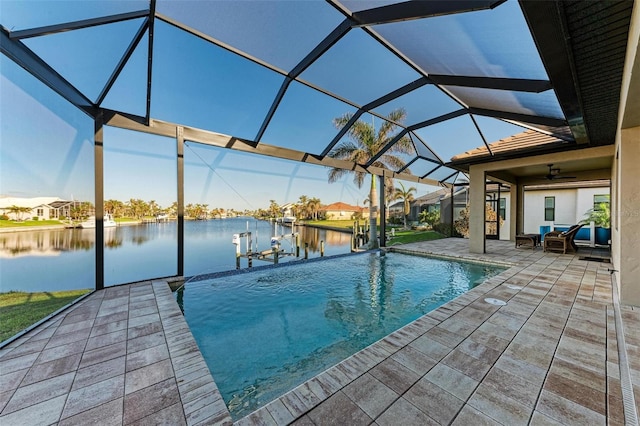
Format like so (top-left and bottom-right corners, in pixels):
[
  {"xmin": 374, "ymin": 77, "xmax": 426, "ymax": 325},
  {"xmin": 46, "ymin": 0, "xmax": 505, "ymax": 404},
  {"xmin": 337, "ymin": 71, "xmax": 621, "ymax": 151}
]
[
  {"xmin": 413, "ymin": 188, "xmax": 450, "ymax": 205},
  {"xmin": 450, "ymin": 130, "xmax": 568, "ymax": 163},
  {"xmin": 320, "ymin": 202, "xmax": 365, "ymax": 212}
]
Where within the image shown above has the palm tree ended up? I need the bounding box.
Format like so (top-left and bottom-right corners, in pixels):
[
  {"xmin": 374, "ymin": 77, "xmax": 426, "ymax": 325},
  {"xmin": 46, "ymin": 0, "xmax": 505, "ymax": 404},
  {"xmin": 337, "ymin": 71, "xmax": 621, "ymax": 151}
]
[
  {"xmin": 327, "ymin": 108, "xmax": 413, "ymax": 248},
  {"xmin": 298, "ymin": 195, "xmax": 310, "ymax": 219},
  {"xmin": 7, "ymin": 205, "xmax": 32, "ymax": 221},
  {"xmin": 168, "ymin": 201, "xmax": 178, "ymax": 218},
  {"xmin": 394, "ymin": 181, "xmax": 417, "ymax": 229},
  {"xmin": 308, "ymin": 197, "xmax": 321, "ymax": 220},
  {"xmin": 148, "ymin": 200, "xmax": 160, "ymax": 217}
]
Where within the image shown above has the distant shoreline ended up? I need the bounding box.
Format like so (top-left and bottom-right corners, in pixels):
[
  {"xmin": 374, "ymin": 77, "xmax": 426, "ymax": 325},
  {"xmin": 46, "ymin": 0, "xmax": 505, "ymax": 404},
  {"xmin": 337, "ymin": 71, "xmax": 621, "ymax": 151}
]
[
  {"xmin": 0, "ymin": 221, "xmax": 142, "ymax": 233},
  {"xmin": 0, "ymin": 219, "xmax": 358, "ymax": 234}
]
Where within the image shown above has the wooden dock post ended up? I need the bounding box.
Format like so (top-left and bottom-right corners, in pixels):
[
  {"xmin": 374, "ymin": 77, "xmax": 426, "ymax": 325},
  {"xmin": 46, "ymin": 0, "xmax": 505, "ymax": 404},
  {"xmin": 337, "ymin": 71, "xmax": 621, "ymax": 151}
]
[
  {"xmin": 305, "ymin": 243, "xmax": 309, "ymax": 259},
  {"xmin": 273, "ymin": 247, "xmax": 279, "ymax": 264},
  {"xmin": 320, "ymin": 240, "xmax": 324, "ymax": 257},
  {"xmin": 296, "ymin": 234, "xmax": 300, "ymax": 257}
]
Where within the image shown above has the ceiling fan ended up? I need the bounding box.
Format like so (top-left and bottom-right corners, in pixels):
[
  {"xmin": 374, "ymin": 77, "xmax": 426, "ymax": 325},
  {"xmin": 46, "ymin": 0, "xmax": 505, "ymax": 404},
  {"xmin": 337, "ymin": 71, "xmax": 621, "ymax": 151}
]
[{"xmin": 539, "ymin": 164, "xmax": 576, "ymax": 180}]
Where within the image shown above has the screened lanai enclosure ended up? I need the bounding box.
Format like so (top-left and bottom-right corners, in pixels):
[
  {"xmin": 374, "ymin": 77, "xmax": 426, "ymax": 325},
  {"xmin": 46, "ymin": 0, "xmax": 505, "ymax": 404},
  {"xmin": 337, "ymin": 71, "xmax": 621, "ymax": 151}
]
[{"xmin": 1, "ymin": 0, "xmax": 634, "ymax": 292}]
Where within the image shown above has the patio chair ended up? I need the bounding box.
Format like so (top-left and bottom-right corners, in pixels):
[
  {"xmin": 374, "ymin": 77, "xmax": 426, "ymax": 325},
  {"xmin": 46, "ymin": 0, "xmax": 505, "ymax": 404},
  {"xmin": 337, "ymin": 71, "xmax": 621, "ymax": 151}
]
[{"xmin": 543, "ymin": 224, "xmax": 584, "ymax": 254}]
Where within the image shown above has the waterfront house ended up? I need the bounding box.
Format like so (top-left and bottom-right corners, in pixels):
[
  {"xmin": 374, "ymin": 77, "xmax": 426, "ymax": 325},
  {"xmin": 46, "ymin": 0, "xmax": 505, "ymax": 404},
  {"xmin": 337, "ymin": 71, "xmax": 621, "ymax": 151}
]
[
  {"xmin": 0, "ymin": 196, "xmax": 81, "ymax": 220},
  {"xmin": 320, "ymin": 202, "xmax": 368, "ymax": 221}
]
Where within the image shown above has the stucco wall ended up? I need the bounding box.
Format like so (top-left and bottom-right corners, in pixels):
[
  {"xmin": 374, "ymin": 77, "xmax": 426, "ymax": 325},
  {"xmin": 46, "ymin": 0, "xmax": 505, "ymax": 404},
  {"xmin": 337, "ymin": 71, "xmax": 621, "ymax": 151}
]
[
  {"xmin": 612, "ymin": 0, "xmax": 640, "ymax": 307},
  {"xmin": 497, "ymin": 193, "xmax": 511, "ymax": 241},
  {"xmin": 613, "ymin": 126, "xmax": 640, "ymax": 306},
  {"xmin": 523, "ymin": 187, "xmax": 609, "ymax": 234}
]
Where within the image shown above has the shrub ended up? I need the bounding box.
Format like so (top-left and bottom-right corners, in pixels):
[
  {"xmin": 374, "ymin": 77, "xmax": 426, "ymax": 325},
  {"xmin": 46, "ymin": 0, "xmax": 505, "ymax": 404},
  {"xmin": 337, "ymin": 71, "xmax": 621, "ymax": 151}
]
[
  {"xmin": 32, "ymin": 216, "xmax": 39, "ymax": 221},
  {"xmin": 418, "ymin": 210, "xmax": 440, "ymax": 228},
  {"xmin": 432, "ymin": 222, "xmax": 462, "ymax": 237},
  {"xmin": 0, "ymin": 214, "xmax": 9, "ymax": 220},
  {"xmin": 387, "ymin": 217, "xmax": 403, "ymax": 225},
  {"xmin": 582, "ymin": 202, "xmax": 610, "ymax": 228}
]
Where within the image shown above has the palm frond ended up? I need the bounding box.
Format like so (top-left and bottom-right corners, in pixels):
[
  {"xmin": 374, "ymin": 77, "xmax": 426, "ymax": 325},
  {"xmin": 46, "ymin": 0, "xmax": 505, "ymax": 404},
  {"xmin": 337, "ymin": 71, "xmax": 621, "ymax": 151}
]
[
  {"xmin": 378, "ymin": 154, "xmax": 408, "ymax": 172},
  {"xmin": 377, "ymin": 108, "xmax": 406, "ymax": 140},
  {"xmin": 328, "ymin": 142, "xmax": 360, "ymax": 160},
  {"xmin": 333, "ymin": 112, "xmax": 354, "ymax": 130},
  {"xmin": 328, "ymin": 168, "xmax": 347, "ymax": 184},
  {"xmin": 387, "ymin": 134, "xmax": 414, "ymax": 155},
  {"xmin": 348, "ymin": 121, "xmax": 375, "ymax": 150}
]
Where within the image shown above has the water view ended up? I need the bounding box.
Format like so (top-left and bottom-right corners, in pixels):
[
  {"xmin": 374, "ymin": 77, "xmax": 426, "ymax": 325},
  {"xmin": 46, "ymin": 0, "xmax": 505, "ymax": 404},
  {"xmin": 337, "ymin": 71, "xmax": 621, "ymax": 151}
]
[{"xmin": 0, "ymin": 217, "xmax": 352, "ymax": 293}]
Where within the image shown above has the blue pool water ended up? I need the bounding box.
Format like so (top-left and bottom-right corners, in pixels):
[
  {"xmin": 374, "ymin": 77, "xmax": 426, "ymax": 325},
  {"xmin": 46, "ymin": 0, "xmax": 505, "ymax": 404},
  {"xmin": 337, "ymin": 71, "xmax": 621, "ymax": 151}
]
[{"xmin": 178, "ymin": 251, "xmax": 505, "ymax": 419}]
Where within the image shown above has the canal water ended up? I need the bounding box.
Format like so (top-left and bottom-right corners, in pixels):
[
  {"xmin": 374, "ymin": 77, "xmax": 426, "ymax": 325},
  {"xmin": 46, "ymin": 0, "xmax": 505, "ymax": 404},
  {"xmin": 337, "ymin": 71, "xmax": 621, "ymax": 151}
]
[{"xmin": 0, "ymin": 218, "xmax": 352, "ymax": 293}]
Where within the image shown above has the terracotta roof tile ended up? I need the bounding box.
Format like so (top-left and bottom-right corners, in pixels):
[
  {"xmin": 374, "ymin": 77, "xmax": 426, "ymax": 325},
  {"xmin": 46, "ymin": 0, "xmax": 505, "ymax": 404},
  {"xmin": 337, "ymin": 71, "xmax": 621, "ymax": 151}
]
[
  {"xmin": 320, "ymin": 202, "xmax": 364, "ymax": 212},
  {"xmin": 451, "ymin": 130, "xmax": 567, "ymax": 162}
]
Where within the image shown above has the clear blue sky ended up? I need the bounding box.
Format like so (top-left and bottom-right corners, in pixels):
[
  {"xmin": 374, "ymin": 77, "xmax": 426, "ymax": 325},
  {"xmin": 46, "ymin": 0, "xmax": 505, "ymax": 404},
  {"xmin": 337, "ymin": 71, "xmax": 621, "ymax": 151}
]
[{"xmin": 0, "ymin": 1, "xmax": 533, "ymax": 211}]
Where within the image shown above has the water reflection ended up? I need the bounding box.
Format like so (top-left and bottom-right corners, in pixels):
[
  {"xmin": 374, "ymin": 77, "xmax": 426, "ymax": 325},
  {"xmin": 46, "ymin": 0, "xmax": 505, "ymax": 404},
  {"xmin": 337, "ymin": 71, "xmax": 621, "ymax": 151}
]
[
  {"xmin": 0, "ymin": 227, "xmax": 127, "ymax": 258},
  {"xmin": 0, "ymin": 222, "xmax": 348, "ymax": 258},
  {"xmin": 0, "ymin": 219, "xmax": 352, "ymax": 292}
]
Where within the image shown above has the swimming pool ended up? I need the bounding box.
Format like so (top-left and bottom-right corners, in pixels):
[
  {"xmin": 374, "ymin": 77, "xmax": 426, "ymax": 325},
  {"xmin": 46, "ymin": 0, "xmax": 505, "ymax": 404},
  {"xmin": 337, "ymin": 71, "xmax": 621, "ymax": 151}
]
[{"xmin": 177, "ymin": 251, "xmax": 505, "ymax": 419}]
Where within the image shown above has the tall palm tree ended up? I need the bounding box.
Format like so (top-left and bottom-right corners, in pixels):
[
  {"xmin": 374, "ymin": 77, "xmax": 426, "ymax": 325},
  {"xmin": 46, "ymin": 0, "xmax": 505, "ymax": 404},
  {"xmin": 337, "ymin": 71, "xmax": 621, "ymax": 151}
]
[
  {"xmin": 327, "ymin": 108, "xmax": 413, "ymax": 248},
  {"xmin": 394, "ymin": 181, "xmax": 417, "ymax": 229},
  {"xmin": 298, "ymin": 195, "xmax": 310, "ymax": 219},
  {"xmin": 308, "ymin": 197, "xmax": 321, "ymax": 220},
  {"xmin": 268, "ymin": 200, "xmax": 280, "ymax": 219}
]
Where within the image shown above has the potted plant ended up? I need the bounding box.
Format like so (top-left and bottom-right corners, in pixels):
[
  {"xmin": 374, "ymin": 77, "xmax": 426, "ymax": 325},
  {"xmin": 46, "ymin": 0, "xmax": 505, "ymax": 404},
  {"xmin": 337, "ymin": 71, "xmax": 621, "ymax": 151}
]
[{"xmin": 582, "ymin": 202, "xmax": 610, "ymax": 245}]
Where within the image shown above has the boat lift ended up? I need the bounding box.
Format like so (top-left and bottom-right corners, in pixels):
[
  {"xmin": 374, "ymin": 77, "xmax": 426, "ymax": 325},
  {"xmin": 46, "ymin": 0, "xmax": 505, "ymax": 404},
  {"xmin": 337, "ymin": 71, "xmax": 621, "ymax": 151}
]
[{"xmin": 232, "ymin": 220, "xmax": 323, "ymax": 269}]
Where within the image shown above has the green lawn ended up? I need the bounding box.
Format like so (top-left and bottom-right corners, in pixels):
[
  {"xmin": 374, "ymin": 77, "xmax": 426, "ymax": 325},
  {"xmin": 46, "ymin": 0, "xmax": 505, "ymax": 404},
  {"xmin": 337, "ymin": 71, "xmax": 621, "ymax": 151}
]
[
  {"xmin": 304, "ymin": 220, "xmax": 445, "ymax": 244},
  {"xmin": 386, "ymin": 229, "xmax": 444, "ymax": 244},
  {"xmin": 304, "ymin": 219, "xmax": 360, "ymax": 230},
  {"xmin": 115, "ymin": 217, "xmax": 140, "ymax": 223},
  {"xmin": 0, "ymin": 219, "xmax": 64, "ymax": 228},
  {"xmin": 0, "ymin": 289, "xmax": 90, "ymax": 342}
]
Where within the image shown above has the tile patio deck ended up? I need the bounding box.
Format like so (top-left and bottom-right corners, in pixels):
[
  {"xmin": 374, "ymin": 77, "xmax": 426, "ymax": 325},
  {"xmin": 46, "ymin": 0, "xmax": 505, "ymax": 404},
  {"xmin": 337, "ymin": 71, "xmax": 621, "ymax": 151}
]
[{"xmin": 0, "ymin": 239, "xmax": 637, "ymax": 425}]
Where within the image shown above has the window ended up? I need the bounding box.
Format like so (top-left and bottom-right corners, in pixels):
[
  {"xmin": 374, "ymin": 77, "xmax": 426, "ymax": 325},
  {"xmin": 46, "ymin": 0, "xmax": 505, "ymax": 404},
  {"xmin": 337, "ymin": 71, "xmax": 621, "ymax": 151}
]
[
  {"xmin": 594, "ymin": 194, "xmax": 610, "ymax": 210},
  {"xmin": 544, "ymin": 196, "xmax": 555, "ymax": 221},
  {"xmin": 36, "ymin": 208, "xmax": 43, "ymax": 217},
  {"xmin": 499, "ymin": 198, "xmax": 506, "ymax": 220}
]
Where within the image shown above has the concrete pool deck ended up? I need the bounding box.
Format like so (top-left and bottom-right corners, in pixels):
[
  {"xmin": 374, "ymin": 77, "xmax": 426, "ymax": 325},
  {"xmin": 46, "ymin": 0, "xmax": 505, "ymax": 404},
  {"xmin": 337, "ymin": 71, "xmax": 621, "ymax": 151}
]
[{"xmin": 0, "ymin": 239, "xmax": 638, "ymax": 425}]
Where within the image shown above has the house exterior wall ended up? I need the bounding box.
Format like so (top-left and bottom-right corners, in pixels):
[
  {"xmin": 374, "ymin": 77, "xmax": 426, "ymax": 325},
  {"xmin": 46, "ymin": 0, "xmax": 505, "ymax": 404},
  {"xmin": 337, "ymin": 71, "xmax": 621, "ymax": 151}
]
[
  {"xmin": 324, "ymin": 209, "xmax": 369, "ymax": 220},
  {"xmin": 613, "ymin": 126, "xmax": 640, "ymax": 306},
  {"xmin": 612, "ymin": 0, "xmax": 640, "ymax": 306},
  {"xmin": 523, "ymin": 187, "xmax": 610, "ymax": 234},
  {"xmin": 497, "ymin": 193, "xmax": 511, "ymax": 241}
]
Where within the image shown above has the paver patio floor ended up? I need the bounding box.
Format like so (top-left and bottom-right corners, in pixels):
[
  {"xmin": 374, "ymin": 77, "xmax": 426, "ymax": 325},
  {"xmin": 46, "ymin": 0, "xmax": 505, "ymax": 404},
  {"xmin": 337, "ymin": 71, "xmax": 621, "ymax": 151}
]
[{"xmin": 0, "ymin": 239, "xmax": 637, "ymax": 425}]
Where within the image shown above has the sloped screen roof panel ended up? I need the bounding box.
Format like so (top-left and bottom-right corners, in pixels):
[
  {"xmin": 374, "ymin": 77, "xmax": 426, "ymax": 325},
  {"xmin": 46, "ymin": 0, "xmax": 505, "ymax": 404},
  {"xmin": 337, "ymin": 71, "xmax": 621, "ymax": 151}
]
[
  {"xmin": 259, "ymin": 80, "xmax": 357, "ymax": 154},
  {"xmin": 23, "ymin": 18, "xmax": 145, "ymax": 102},
  {"xmin": 299, "ymin": 28, "xmax": 420, "ymax": 106},
  {"xmin": 0, "ymin": 0, "xmax": 148, "ymax": 31},
  {"xmin": 151, "ymin": 21, "xmax": 283, "ymax": 140},
  {"xmin": 371, "ymin": 0, "xmax": 548, "ymax": 80},
  {"xmin": 414, "ymin": 114, "xmax": 487, "ymax": 163},
  {"xmin": 156, "ymin": 0, "xmax": 345, "ymax": 72},
  {"xmin": 445, "ymin": 86, "xmax": 564, "ymax": 120},
  {"xmin": 373, "ymin": 84, "xmax": 462, "ymax": 128}
]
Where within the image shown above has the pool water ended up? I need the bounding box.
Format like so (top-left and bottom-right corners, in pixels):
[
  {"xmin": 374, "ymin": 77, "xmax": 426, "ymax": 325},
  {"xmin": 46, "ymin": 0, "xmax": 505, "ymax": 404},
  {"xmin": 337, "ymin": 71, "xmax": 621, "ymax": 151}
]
[{"xmin": 178, "ymin": 252, "xmax": 505, "ymax": 419}]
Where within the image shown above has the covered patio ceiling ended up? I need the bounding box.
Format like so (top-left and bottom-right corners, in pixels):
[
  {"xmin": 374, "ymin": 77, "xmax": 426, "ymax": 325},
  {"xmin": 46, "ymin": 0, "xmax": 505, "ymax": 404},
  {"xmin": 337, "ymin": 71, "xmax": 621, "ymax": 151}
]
[{"xmin": 0, "ymin": 0, "xmax": 634, "ymax": 186}]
